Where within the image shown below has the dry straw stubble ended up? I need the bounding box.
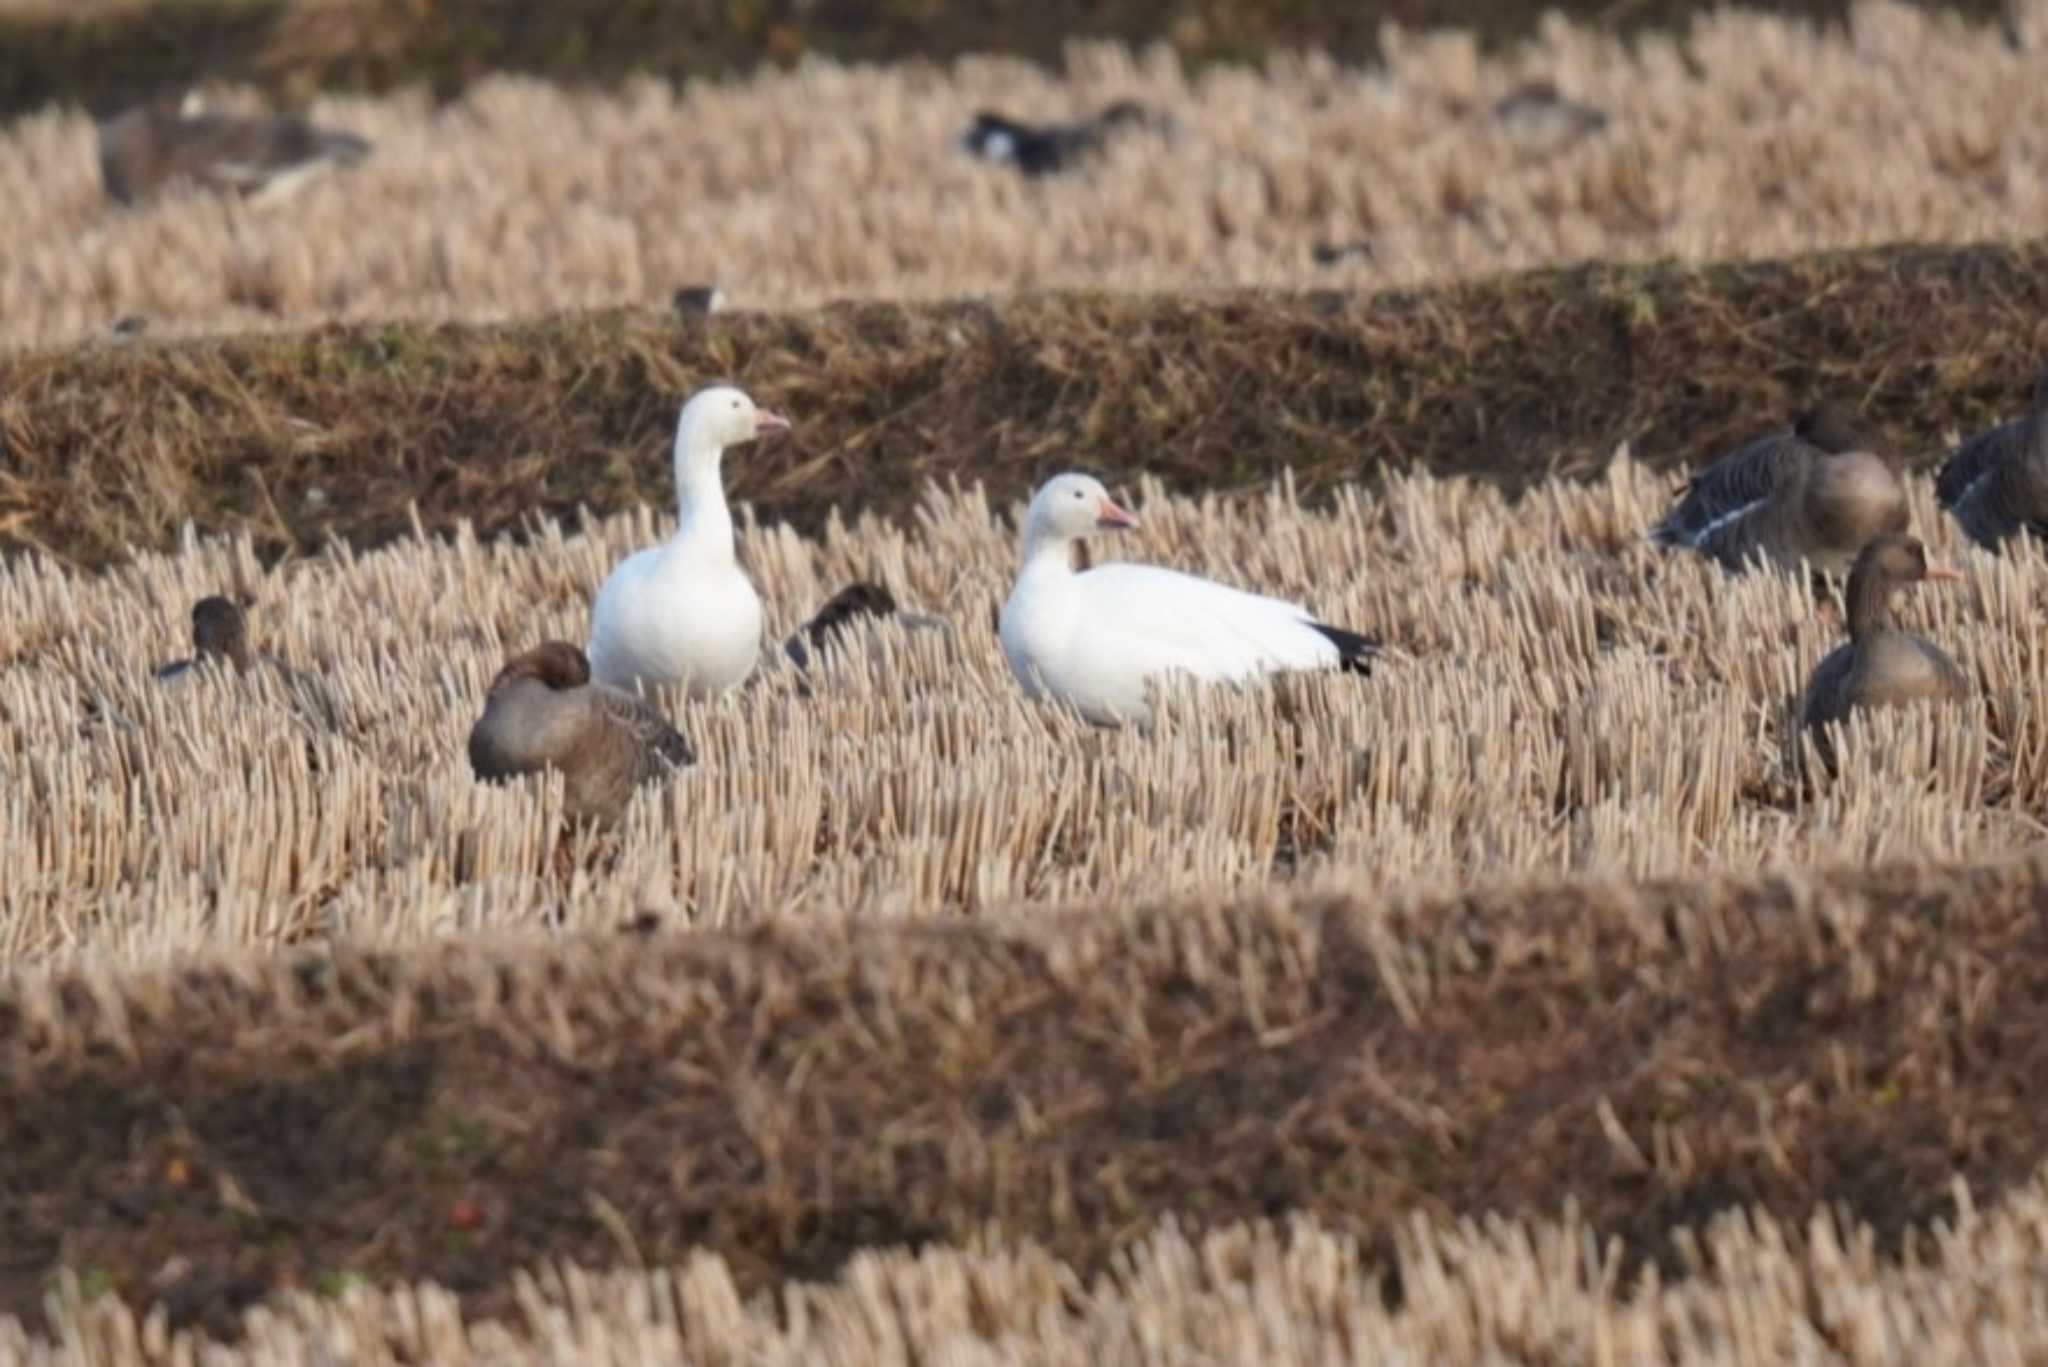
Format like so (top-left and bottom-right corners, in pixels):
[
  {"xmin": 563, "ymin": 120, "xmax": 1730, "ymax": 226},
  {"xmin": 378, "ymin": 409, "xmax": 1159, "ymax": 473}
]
[
  {"xmin": 20, "ymin": 1194, "xmax": 2048, "ymax": 1364},
  {"xmin": 4, "ymin": 1, "xmax": 2048, "ymax": 347},
  {"xmin": 3, "ymin": 458, "xmax": 2046, "ymax": 968},
  {"xmin": 8, "ymin": 851, "xmax": 2048, "ymax": 1354}
]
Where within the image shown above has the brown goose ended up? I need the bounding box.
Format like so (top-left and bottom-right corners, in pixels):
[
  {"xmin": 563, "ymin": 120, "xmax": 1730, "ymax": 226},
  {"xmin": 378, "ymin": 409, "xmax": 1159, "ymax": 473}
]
[
  {"xmin": 1650, "ymin": 404, "xmax": 1907, "ymax": 577},
  {"xmin": 1799, "ymin": 534, "xmax": 1967, "ymax": 751},
  {"xmin": 781, "ymin": 581, "xmax": 949, "ymax": 672},
  {"xmin": 97, "ymin": 95, "xmax": 371, "ymax": 207},
  {"xmin": 468, "ymin": 642, "xmax": 693, "ymax": 825},
  {"xmin": 1934, "ymin": 363, "xmax": 2048, "ymax": 551}
]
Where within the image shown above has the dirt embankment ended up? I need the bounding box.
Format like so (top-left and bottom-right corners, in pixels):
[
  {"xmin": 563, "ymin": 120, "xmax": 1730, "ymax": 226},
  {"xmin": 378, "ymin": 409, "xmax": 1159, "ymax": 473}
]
[
  {"xmin": 4, "ymin": 241, "xmax": 2046, "ymax": 571},
  {"xmin": 4, "ymin": 854, "xmax": 2046, "ymax": 1338}
]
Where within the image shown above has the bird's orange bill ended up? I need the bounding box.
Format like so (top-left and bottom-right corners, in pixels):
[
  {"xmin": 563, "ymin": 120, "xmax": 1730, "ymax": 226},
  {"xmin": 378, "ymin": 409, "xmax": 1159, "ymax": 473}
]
[
  {"xmin": 1925, "ymin": 564, "xmax": 1964, "ymax": 582},
  {"xmin": 754, "ymin": 410, "xmax": 793, "ymax": 438},
  {"xmin": 1096, "ymin": 498, "xmax": 1139, "ymax": 530}
]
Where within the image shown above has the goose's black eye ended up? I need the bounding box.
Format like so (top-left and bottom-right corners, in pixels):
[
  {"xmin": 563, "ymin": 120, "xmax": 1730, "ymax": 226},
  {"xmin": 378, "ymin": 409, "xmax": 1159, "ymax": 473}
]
[{"xmin": 1072, "ymin": 489, "xmax": 1084, "ymax": 500}]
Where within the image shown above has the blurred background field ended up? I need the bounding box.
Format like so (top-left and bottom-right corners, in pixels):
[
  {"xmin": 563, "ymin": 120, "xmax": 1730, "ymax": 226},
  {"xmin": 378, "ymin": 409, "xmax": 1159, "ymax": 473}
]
[
  {"xmin": 4, "ymin": 3, "xmax": 2047, "ymax": 348},
  {"xmin": 3, "ymin": 0, "xmax": 2026, "ymax": 120}
]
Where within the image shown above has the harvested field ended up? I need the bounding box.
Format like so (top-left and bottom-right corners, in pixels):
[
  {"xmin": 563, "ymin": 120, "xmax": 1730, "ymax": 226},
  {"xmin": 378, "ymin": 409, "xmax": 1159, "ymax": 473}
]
[
  {"xmin": 12, "ymin": 2, "xmax": 2048, "ymax": 1356},
  {"xmin": 5, "ymin": 2, "xmax": 2048, "ymax": 349},
  {"xmin": 7, "ymin": 243, "xmax": 2048, "ymax": 572},
  {"xmin": 3, "ymin": 0, "xmax": 2018, "ymax": 123},
  {"xmin": 4, "ymin": 464, "xmax": 2047, "ymax": 966},
  {"xmin": 5, "ymin": 855, "xmax": 2048, "ymax": 1348}
]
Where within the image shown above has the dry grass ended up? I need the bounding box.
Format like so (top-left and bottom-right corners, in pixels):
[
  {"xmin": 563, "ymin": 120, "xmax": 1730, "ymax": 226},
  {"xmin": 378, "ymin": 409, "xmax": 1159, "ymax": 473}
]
[
  {"xmin": 4, "ymin": 1, "xmax": 2047, "ymax": 348},
  {"xmin": 7, "ymin": 247, "xmax": 2048, "ymax": 573},
  {"xmin": 5, "ymin": 855, "xmax": 2048, "ymax": 1346},
  {"xmin": 18, "ymin": 1188, "xmax": 2048, "ymax": 1364},
  {"xmin": 4, "ymin": 460, "xmax": 2047, "ymax": 966}
]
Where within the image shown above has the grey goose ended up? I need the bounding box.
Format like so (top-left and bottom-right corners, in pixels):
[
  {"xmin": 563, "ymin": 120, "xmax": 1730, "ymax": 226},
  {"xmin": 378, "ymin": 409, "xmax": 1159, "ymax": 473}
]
[
  {"xmin": 1650, "ymin": 403, "xmax": 1908, "ymax": 578},
  {"xmin": 1799, "ymin": 534, "xmax": 1968, "ymax": 756},
  {"xmin": 468, "ymin": 641, "xmax": 693, "ymax": 826},
  {"xmin": 98, "ymin": 95, "xmax": 371, "ymax": 207},
  {"xmin": 1934, "ymin": 363, "xmax": 2048, "ymax": 551}
]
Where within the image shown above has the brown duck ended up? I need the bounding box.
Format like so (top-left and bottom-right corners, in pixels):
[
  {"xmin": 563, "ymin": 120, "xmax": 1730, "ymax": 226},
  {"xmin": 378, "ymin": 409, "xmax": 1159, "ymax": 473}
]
[
  {"xmin": 154, "ymin": 594, "xmax": 339, "ymax": 727},
  {"xmin": 155, "ymin": 595, "xmax": 264, "ymax": 680},
  {"xmin": 1799, "ymin": 534, "xmax": 1967, "ymax": 747},
  {"xmin": 1651, "ymin": 404, "xmax": 1908, "ymax": 577},
  {"xmin": 468, "ymin": 641, "xmax": 693, "ymax": 825},
  {"xmin": 1934, "ymin": 362, "xmax": 2048, "ymax": 551}
]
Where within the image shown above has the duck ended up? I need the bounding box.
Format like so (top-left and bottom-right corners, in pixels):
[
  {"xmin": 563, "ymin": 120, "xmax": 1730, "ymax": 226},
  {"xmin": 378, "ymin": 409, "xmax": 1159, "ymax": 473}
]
[
  {"xmin": 586, "ymin": 385, "xmax": 791, "ymax": 698},
  {"xmin": 468, "ymin": 641, "xmax": 694, "ymax": 826},
  {"xmin": 154, "ymin": 595, "xmax": 265, "ymax": 681},
  {"xmin": 957, "ymin": 101, "xmax": 1155, "ymax": 177},
  {"xmin": 1799, "ymin": 534, "xmax": 1968, "ymax": 755},
  {"xmin": 997, "ymin": 473, "xmax": 1380, "ymax": 726},
  {"xmin": 1649, "ymin": 403, "xmax": 1908, "ymax": 578},
  {"xmin": 781, "ymin": 582, "xmax": 948, "ymax": 672},
  {"xmin": 97, "ymin": 93, "xmax": 371, "ymax": 207},
  {"xmin": 1934, "ymin": 362, "xmax": 2048, "ymax": 551},
  {"xmin": 153, "ymin": 594, "xmax": 341, "ymax": 729}
]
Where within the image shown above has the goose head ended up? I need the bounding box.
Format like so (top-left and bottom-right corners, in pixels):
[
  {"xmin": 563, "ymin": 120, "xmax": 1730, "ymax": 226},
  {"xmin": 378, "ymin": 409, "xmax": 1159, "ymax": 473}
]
[
  {"xmin": 1022, "ymin": 473, "xmax": 1139, "ymax": 559},
  {"xmin": 1843, "ymin": 534, "xmax": 1961, "ymax": 637},
  {"xmin": 678, "ymin": 385, "xmax": 791, "ymax": 455},
  {"xmin": 490, "ymin": 640, "xmax": 592, "ymax": 696}
]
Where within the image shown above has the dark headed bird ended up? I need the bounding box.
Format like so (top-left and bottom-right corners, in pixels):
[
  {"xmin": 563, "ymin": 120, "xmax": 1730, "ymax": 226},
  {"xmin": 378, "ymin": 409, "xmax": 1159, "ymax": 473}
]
[
  {"xmin": 672, "ymin": 285, "xmax": 725, "ymax": 318},
  {"xmin": 1649, "ymin": 403, "xmax": 1908, "ymax": 578},
  {"xmin": 958, "ymin": 101, "xmax": 1155, "ymax": 177},
  {"xmin": 154, "ymin": 595, "xmax": 263, "ymax": 680},
  {"xmin": 1934, "ymin": 362, "xmax": 2048, "ymax": 551},
  {"xmin": 468, "ymin": 641, "xmax": 693, "ymax": 826},
  {"xmin": 1799, "ymin": 534, "xmax": 1968, "ymax": 768},
  {"xmin": 154, "ymin": 594, "xmax": 341, "ymax": 729},
  {"xmin": 98, "ymin": 95, "xmax": 372, "ymax": 207},
  {"xmin": 782, "ymin": 582, "xmax": 949, "ymax": 672}
]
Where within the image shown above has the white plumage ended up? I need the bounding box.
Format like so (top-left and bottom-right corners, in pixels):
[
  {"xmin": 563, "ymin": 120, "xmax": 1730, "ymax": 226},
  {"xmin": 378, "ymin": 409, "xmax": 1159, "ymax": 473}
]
[
  {"xmin": 587, "ymin": 386, "xmax": 790, "ymax": 698},
  {"xmin": 997, "ymin": 473, "xmax": 1379, "ymax": 725}
]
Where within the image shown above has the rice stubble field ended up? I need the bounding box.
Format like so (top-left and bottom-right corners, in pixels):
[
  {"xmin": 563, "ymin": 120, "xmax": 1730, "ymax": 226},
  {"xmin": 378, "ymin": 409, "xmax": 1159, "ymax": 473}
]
[
  {"xmin": 7, "ymin": 458, "xmax": 2048, "ymax": 1348},
  {"xmin": 12, "ymin": 0, "xmax": 2048, "ymax": 1359},
  {"xmin": 3, "ymin": 4, "xmax": 2046, "ymax": 348}
]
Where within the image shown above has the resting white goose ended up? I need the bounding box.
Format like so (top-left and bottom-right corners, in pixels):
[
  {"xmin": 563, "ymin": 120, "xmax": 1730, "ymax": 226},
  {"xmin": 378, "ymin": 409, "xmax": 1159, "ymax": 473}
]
[
  {"xmin": 587, "ymin": 385, "xmax": 790, "ymax": 697},
  {"xmin": 997, "ymin": 473, "xmax": 1381, "ymax": 726}
]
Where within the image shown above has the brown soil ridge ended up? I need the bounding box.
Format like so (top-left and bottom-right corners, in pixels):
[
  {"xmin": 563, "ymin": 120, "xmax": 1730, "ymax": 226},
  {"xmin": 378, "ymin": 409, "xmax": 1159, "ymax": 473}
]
[
  {"xmin": 6, "ymin": 240, "xmax": 2048, "ymax": 572},
  {"xmin": 5, "ymin": 0, "xmax": 2013, "ymax": 123},
  {"xmin": 5, "ymin": 852, "xmax": 2048, "ymax": 1338}
]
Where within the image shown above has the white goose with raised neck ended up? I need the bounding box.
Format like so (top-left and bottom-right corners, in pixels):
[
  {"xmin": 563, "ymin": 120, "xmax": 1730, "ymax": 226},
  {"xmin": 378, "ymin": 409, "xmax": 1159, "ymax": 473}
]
[{"xmin": 586, "ymin": 385, "xmax": 791, "ymax": 699}]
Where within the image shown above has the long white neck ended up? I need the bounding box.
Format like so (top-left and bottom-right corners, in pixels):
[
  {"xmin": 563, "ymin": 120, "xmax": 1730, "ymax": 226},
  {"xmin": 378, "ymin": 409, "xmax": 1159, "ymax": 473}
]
[
  {"xmin": 670, "ymin": 415, "xmax": 734, "ymax": 562},
  {"xmin": 1018, "ymin": 519, "xmax": 1077, "ymax": 579}
]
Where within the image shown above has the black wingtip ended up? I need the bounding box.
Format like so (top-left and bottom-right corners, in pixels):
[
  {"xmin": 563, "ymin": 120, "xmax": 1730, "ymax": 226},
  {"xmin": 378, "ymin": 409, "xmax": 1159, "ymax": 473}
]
[{"xmin": 1308, "ymin": 622, "xmax": 1382, "ymax": 675}]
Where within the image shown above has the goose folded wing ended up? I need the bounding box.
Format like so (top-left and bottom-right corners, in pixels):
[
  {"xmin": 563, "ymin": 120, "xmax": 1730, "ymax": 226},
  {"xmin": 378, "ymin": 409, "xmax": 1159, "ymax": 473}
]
[
  {"xmin": 593, "ymin": 687, "xmax": 695, "ymax": 772},
  {"xmin": 1935, "ymin": 421, "xmax": 2021, "ymax": 509},
  {"xmin": 1070, "ymin": 564, "xmax": 1352, "ymax": 684},
  {"xmin": 1654, "ymin": 432, "xmax": 1814, "ymax": 546}
]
